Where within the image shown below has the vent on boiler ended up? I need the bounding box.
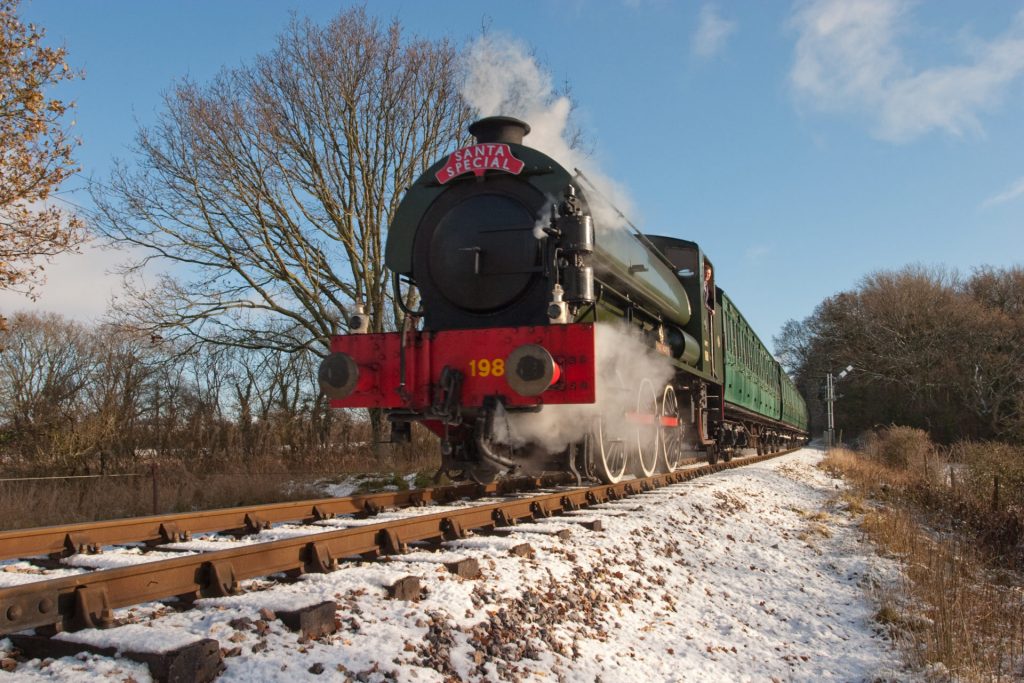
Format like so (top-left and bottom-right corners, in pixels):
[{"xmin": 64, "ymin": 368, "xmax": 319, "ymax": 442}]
[{"xmin": 468, "ymin": 116, "xmax": 531, "ymax": 145}]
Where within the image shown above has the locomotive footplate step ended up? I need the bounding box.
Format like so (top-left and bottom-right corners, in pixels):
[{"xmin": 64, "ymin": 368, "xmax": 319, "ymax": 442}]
[{"xmin": 10, "ymin": 634, "xmax": 223, "ymax": 683}]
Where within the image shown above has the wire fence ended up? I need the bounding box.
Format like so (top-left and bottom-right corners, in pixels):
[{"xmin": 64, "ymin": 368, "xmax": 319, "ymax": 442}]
[
  {"xmin": 0, "ymin": 473, "xmax": 147, "ymax": 483},
  {"xmin": 0, "ymin": 465, "xmax": 162, "ymax": 514},
  {"xmin": 0, "ymin": 466, "xmax": 413, "ymax": 520}
]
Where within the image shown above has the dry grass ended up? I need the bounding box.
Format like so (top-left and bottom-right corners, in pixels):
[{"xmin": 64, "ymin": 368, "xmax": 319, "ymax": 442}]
[
  {"xmin": 863, "ymin": 506, "xmax": 1024, "ymax": 680},
  {"xmin": 952, "ymin": 441, "xmax": 1024, "ymax": 512},
  {"xmin": 0, "ymin": 473, "xmax": 320, "ymax": 530},
  {"xmin": 824, "ymin": 439, "xmax": 1024, "ymax": 681},
  {"xmin": 860, "ymin": 425, "xmax": 936, "ymax": 473},
  {"xmin": 797, "ymin": 521, "xmax": 832, "ymax": 542},
  {"xmin": 0, "ymin": 465, "xmax": 444, "ymax": 531},
  {"xmin": 0, "ymin": 429, "xmax": 443, "ymax": 531}
]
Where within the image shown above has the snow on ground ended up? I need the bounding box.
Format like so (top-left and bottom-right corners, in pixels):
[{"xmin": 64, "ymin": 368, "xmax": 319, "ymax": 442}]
[
  {"xmin": 0, "ymin": 563, "xmax": 86, "ymax": 588},
  {"xmin": 0, "ymin": 447, "xmax": 907, "ymax": 681},
  {"xmin": 314, "ymin": 472, "xmax": 420, "ymax": 499},
  {"xmin": 62, "ymin": 548, "xmax": 197, "ymax": 570},
  {"xmin": 315, "ymin": 475, "xmax": 375, "ymax": 499}
]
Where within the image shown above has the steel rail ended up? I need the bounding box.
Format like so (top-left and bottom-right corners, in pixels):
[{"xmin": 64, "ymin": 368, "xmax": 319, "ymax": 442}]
[
  {"xmin": 0, "ymin": 449, "xmax": 798, "ymax": 636},
  {"xmin": 0, "ymin": 474, "xmax": 571, "ymax": 562}
]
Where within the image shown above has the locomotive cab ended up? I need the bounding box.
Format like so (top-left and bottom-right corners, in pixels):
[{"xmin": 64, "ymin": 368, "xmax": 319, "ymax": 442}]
[{"xmin": 644, "ymin": 235, "xmax": 722, "ymax": 381}]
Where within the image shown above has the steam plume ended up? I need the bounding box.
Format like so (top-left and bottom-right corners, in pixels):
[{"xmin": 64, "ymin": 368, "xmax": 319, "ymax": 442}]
[
  {"xmin": 496, "ymin": 323, "xmax": 676, "ymax": 453},
  {"xmin": 462, "ymin": 35, "xmax": 638, "ymax": 232}
]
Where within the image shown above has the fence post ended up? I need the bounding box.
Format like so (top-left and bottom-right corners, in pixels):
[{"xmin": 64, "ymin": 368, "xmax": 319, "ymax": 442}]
[
  {"xmin": 992, "ymin": 475, "xmax": 1000, "ymax": 512},
  {"xmin": 151, "ymin": 463, "xmax": 159, "ymax": 515}
]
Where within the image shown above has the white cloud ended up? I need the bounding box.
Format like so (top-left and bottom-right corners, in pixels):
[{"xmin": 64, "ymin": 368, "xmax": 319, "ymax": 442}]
[
  {"xmin": 0, "ymin": 241, "xmax": 128, "ymax": 322},
  {"xmin": 982, "ymin": 176, "xmax": 1024, "ymax": 208},
  {"xmin": 693, "ymin": 4, "xmax": 736, "ymax": 59},
  {"xmin": 790, "ymin": 0, "xmax": 1024, "ymax": 142}
]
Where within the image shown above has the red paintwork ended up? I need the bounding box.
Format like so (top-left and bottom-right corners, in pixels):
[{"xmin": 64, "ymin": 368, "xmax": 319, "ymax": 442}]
[
  {"xmin": 624, "ymin": 411, "xmax": 656, "ymax": 426},
  {"xmin": 549, "ymin": 361, "xmax": 562, "ymax": 386},
  {"xmin": 327, "ymin": 324, "xmax": 595, "ymax": 409},
  {"xmin": 434, "ymin": 143, "xmax": 526, "ymax": 184},
  {"xmin": 623, "ymin": 414, "xmax": 678, "ymax": 427}
]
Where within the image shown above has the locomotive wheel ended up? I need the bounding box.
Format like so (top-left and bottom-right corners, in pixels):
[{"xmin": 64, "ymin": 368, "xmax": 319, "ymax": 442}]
[
  {"xmin": 586, "ymin": 414, "xmax": 628, "ymax": 484},
  {"xmin": 466, "ymin": 465, "xmax": 501, "ymax": 484},
  {"xmin": 719, "ymin": 428, "xmax": 734, "ymax": 463},
  {"xmin": 632, "ymin": 378, "xmax": 659, "ymax": 478},
  {"xmin": 659, "ymin": 385, "xmax": 684, "ymax": 473},
  {"xmin": 706, "ymin": 444, "xmax": 720, "ymax": 465}
]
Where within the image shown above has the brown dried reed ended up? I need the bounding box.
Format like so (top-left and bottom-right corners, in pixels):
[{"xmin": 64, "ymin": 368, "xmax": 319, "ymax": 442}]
[
  {"xmin": 825, "ymin": 432, "xmax": 1024, "ymax": 681},
  {"xmin": 0, "ymin": 428, "xmax": 442, "ymax": 531}
]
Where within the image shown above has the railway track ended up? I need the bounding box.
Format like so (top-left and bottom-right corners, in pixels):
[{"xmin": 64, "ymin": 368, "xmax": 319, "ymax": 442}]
[
  {"xmin": 0, "ymin": 447, "xmax": 798, "ymax": 682},
  {"xmin": 0, "ymin": 474, "xmax": 575, "ymax": 563}
]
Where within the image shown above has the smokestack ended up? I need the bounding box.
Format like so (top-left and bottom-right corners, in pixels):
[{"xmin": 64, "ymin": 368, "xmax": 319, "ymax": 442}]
[{"xmin": 468, "ymin": 116, "xmax": 531, "ymax": 145}]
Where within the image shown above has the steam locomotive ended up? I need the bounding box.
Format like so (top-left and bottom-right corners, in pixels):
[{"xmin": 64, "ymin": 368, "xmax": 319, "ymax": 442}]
[{"xmin": 318, "ymin": 117, "xmax": 808, "ymax": 483}]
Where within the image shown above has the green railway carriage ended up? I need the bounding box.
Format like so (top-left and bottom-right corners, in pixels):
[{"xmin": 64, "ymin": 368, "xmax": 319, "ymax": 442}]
[
  {"xmin": 720, "ymin": 291, "xmax": 808, "ymax": 438},
  {"xmin": 780, "ymin": 368, "xmax": 809, "ymax": 432},
  {"xmin": 722, "ymin": 293, "xmax": 781, "ymax": 421}
]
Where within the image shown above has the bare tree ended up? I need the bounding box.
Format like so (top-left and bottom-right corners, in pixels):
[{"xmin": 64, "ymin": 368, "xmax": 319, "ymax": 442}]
[
  {"xmin": 781, "ymin": 264, "xmax": 1024, "ymax": 444},
  {"xmin": 91, "ymin": 8, "xmax": 470, "ymax": 353},
  {"xmin": 0, "ymin": 312, "xmax": 92, "ymax": 465},
  {"xmin": 773, "ymin": 317, "xmax": 816, "ymax": 376},
  {"xmin": 0, "ymin": 0, "xmax": 84, "ymax": 295},
  {"xmin": 963, "ymin": 267, "xmax": 1024, "ymax": 438}
]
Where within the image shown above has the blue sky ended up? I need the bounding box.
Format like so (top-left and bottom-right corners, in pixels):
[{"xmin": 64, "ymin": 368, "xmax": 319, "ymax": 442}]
[{"xmin": 4, "ymin": 0, "xmax": 1023, "ymax": 349}]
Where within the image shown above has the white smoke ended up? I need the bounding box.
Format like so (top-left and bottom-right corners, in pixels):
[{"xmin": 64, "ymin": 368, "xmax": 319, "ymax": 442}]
[
  {"xmin": 531, "ymin": 198, "xmax": 556, "ymax": 240},
  {"xmin": 462, "ymin": 35, "xmax": 638, "ymax": 233},
  {"xmin": 462, "ymin": 39, "xmax": 675, "ymax": 455},
  {"xmin": 499, "ymin": 323, "xmax": 676, "ymax": 453}
]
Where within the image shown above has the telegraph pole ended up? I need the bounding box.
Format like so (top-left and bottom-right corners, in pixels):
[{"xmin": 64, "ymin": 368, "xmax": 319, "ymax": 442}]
[
  {"xmin": 826, "ymin": 371, "xmax": 834, "ymax": 449},
  {"xmin": 825, "ymin": 365, "xmax": 853, "ymax": 450}
]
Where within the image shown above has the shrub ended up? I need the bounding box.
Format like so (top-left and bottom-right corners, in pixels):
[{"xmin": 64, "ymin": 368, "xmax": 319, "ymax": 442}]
[
  {"xmin": 953, "ymin": 441, "xmax": 1024, "ymax": 513},
  {"xmin": 861, "ymin": 426, "xmax": 937, "ymax": 476}
]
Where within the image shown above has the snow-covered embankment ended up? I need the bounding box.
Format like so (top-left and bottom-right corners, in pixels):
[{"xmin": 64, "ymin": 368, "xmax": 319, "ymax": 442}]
[{"xmin": 0, "ymin": 447, "xmax": 905, "ymax": 681}]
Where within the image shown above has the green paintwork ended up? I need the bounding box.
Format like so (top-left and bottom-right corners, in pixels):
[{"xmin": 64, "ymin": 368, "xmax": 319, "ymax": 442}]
[
  {"xmin": 386, "ymin": 144, "xmax": 568, "ymax": 275},
  {"xmin": 780, "ymin": 368, "xmax": 809, "ymax": 431},
  {"xmin": 590, "ymin": 229, "xmax": 691, "ymax": 328},
  {"xmin": 386, "ymin": 142, "xmax": 692, "ymax": 332},
  {"xmin": 643, "ymin": 236, "xmax": 720, "ymax": 379},
  {"xmin": 722, "ymin": 292, "xmax": 780, "ymax": 419},
  {"xmin": 721, "ymin": 291, "xmax": 807, "ymax": 431}
]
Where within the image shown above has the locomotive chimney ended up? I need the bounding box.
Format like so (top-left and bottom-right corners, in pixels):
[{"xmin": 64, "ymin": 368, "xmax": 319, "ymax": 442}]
[{"xmin": 468, "ymin": 116, "xmax": 531, "ymax": 145}]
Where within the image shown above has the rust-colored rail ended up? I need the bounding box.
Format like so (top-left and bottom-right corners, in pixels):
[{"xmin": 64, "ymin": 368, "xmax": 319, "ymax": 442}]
[
  {"xmin": 0, "ymin": 474, "xmax": 571, "ymax": 562},
  {"xmin": 0, "ymin": 450, "xmax": 797, "ymax": 636}
]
